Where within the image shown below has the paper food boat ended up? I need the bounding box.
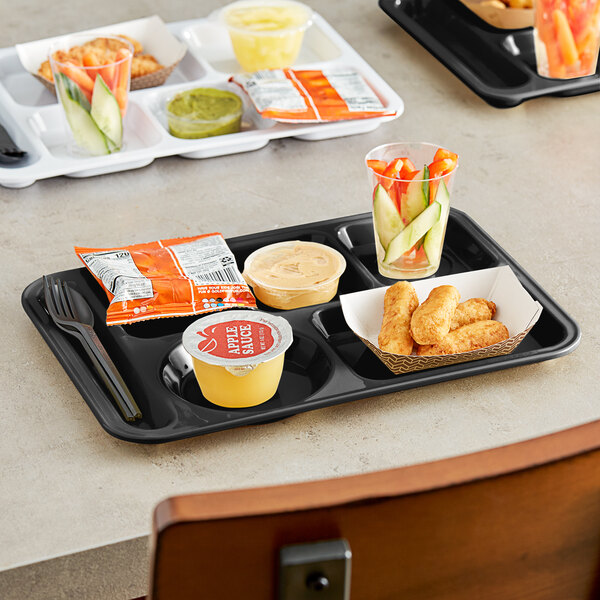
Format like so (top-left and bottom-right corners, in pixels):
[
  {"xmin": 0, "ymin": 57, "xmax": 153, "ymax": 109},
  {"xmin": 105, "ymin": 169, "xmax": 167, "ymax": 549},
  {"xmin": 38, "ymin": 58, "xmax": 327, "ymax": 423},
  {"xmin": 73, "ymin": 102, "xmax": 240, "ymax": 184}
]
[
  {"xmin": 459, "ymin": 0, "xmax": 533, "ymax": 30},
  {"xmin": 340, "ymin": 265, "xmax": 543, "ymax": 375},
  {"xmin": 15, "ymin": 15, "xmax": 187, "ymax": 92}
]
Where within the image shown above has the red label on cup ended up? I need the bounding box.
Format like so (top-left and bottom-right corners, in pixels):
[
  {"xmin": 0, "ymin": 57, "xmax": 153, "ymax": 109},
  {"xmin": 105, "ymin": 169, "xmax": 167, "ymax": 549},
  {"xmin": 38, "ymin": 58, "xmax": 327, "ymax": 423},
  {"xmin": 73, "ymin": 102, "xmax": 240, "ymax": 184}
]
[{"xmin": 196, "ymin": 320, "xmax": 275, "ymax": 359}]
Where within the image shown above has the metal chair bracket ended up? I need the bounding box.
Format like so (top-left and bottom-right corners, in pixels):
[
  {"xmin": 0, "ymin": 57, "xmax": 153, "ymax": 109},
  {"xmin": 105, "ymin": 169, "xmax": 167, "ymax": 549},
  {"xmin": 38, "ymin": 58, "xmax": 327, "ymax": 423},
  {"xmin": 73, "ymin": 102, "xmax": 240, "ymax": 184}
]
[{"xmin": 279, "ymin": 539, "xmax": 351, "ymax": 600}]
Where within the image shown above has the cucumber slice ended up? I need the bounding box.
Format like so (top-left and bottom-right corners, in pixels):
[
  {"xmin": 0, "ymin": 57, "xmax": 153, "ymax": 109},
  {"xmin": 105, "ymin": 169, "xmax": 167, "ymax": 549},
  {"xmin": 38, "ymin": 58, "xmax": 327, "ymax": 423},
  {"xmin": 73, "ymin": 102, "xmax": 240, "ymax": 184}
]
[
  {"xmin": 61, "ymin": 92, "xmax": 110, "ymax": 156},
  {"xmin": 56, "ymin": 73, "xmax": 91, "ymax": 112},
  {"xmin": 91, "ymin": 75, "xmax": 123, "ymax": 149},
  {"xmin": 400, "ymin": 166, "xmax": 429, "ymax": 225},
  {"xmin": 55, "ymin": 72, "xmax": 109, "ymax": 156},
  {"xmin": 373, "ymin": 184, "xmax": 403, "ymax": 250},
  {"xmin": 384, "ymin": 201, "xmax": 441, "ymax": 265},
  {"xmin": 423, "ymin": 180, "xmax": 450, "ymax": 267}
]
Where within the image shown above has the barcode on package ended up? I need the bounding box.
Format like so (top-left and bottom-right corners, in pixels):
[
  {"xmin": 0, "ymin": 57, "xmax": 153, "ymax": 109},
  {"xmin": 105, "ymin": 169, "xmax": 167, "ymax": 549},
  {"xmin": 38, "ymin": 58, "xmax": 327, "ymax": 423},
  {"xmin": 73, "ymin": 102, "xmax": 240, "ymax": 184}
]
[
  {"xmin": 170, "ymin": 236, "xmax": 246, "ymax": 286},
  {"xmin": 323, "ymin": 69, "xmax": 384, "ymax": 112}
]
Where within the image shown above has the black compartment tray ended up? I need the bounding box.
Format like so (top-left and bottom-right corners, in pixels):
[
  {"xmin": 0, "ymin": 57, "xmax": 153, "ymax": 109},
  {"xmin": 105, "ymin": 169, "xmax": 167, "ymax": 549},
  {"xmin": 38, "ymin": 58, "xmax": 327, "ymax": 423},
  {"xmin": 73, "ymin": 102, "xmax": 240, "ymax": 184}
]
[
  {"xmin": 379, "ymin": 0, "xmax": 600, "ymax": 108},
  {"xmin": 22, "ymin": 210, "xmax": 580, "ymax": 444}
]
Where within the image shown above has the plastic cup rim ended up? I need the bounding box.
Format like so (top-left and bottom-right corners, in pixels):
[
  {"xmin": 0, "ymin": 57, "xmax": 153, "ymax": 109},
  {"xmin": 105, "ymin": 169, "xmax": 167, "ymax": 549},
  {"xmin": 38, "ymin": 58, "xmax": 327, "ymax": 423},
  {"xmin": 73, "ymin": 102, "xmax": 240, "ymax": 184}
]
[
  {"xmin": 220, "ymin": 0, "xmax": 314, "ymax": 36},
  {"xmin": 48, "ymin": 33, "xmax": 134, "ymax": 69},
  {"xmin": 243, "ymin": 240, "xmax": 347, "ymax": 291},
  {"xmin": 365, "ymin": 142, "xmax": 459, "ymax": 182},
  {"xmin": 182, "ymin": 309, "xmax": 293, "ymax": 366}
]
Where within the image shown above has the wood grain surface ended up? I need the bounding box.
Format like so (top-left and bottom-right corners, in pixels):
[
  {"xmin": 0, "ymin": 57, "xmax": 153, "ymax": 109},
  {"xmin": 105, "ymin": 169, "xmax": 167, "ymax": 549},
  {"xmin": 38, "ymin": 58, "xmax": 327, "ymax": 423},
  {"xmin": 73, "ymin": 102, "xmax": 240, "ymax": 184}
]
[{"xmin": 148, "ymin": 418, "xmax": 600, "ymax": 599}]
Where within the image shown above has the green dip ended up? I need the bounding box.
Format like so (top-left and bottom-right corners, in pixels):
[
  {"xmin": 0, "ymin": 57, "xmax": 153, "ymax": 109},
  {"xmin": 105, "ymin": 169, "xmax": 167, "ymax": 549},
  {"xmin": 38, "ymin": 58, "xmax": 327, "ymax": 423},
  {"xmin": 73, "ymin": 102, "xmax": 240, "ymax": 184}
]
[{"xmin": 167, "ymin": 88, "xmax": 243, "ymax": 139}]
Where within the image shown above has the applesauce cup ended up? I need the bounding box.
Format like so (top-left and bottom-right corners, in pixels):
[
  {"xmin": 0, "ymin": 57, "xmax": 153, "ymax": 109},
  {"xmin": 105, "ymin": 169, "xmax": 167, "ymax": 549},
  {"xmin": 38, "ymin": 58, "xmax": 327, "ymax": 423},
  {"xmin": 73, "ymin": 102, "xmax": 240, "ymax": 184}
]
[
  {"xmin": 182, "ymin": 310, "xmax": 293, "ymax": 408},
  {"xmin": 366, "ymin": 142, "xmax": 459, "ymax": 280},
  {"xmin": 533, "ymin": 0, "xmax": 600, "ymax": 79},
  {"xmin": 219, "ymin": 0, "xmax": 313, "ymax": 72},
  {"xmin": 48, "ymin": 34, "xmax": 133, "ymax": 156}
]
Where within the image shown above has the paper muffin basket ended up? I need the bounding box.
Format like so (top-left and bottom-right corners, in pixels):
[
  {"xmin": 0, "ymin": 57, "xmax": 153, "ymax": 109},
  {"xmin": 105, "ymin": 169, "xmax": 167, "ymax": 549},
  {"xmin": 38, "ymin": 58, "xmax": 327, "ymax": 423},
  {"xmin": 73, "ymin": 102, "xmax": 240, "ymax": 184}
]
[
  {"xmin": 33, "ymin": 62, "xmax": 182, "ymax": 94},
  {"xmin": 16, "ymin": 15, "xmax": 187, "ymax": 93},
  {"xmin": 340, "ymin": 265, "xmax": 543, "ymax": 375},
  {"xmin": 458, "ymin": 0, "xmax": 533, "ymax": 30}
]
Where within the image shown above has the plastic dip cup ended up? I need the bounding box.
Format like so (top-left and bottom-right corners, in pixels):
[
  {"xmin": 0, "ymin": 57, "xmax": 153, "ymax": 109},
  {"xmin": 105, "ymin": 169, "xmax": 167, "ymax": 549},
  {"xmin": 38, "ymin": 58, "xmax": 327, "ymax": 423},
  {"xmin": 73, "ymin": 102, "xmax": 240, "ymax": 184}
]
[
  {"xmin": 220, "ymin": 0, "xmax": 313, "ymax": 72},
  {"xmin": 182, "ymin": 310, "xmax": 293, "ymax": 408},
  {"xmin": 48, "ymin": 34, "xmax": 133, "ymax": 156},
  {"xmin": 365, "ymin": 142, "xmax": 459, "ymax": 280},
  {"xmin": 166, "ymin": 87, "xmax": 243, "ymax": 139},
  {"xmin": 533, "ymin": 0, "xmax": 600, "ymax": 79},
  {"xmin": 243, "ymin": 241, "xmax": 347, "ymax": 309}
]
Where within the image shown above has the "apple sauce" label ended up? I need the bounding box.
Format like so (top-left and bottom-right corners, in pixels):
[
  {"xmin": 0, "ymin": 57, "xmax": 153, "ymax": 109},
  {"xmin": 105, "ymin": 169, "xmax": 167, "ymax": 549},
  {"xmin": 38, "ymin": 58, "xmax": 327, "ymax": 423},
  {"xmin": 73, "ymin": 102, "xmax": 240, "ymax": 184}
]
[
  {"xmin": 183, "ymin": 310, "xmax": 293, "ymax": 367},
  {"xmin": 196, "ymin": 320, "xmax": 275, "ymax": 359}
]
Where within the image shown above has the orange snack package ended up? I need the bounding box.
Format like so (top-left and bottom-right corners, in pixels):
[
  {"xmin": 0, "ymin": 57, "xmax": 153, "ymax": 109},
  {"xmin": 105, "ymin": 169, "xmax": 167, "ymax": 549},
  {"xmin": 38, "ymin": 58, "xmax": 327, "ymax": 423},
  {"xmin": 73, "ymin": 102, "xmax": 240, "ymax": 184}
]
[
  {"xmin": 231, "ymin": 68, "xmax": 396, "ymax": 123},
  {"xmin": 75, "ymin": 233, "xmax": 256, "ymax": 326}
]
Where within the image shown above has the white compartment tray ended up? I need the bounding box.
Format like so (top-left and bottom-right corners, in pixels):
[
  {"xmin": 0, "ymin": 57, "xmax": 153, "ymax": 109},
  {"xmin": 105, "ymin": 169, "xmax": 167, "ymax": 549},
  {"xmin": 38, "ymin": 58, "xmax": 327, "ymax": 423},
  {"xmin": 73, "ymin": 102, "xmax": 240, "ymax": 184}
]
[{"xmin": 0, "ymin": 14, "xmax": 404, "ymax": 188}]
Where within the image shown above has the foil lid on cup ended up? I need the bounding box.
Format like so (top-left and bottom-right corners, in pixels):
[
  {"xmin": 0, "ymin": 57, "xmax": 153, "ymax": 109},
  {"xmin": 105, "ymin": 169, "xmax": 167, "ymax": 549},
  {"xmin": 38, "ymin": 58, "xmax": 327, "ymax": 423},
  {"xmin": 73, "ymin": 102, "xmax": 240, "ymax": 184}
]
[{"xmin": 182, "ymin": 309, "xmax": 293, "ymax": 375}]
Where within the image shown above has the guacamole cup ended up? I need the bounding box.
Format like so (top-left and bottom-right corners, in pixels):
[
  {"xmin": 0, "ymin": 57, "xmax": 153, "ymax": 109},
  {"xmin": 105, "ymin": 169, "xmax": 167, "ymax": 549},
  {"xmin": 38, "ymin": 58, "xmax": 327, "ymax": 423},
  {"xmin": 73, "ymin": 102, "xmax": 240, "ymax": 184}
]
[{"xmin": 166, "ymin": 87, "xmax": 243, "ymax": 139}]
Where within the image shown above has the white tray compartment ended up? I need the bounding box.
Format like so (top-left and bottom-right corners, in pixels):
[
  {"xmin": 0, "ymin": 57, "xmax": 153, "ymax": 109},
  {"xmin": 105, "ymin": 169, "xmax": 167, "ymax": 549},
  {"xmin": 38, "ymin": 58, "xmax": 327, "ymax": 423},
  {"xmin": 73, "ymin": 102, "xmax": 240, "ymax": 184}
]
[
  {"xmin": 181, "ymin": 15, "xmax": 343, "ymax": 75},
  {"xmin": 0, "ymin": 14, "xmax": 404, "ymax": 188}
]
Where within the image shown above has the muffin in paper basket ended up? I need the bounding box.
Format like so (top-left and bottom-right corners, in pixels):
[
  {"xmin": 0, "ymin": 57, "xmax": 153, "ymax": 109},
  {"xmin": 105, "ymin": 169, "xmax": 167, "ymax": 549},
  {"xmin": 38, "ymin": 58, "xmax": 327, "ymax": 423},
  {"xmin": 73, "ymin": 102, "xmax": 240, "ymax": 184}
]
[
  {"xmin": 16, "ymin": 15, "xmax": 187, "ymax": 92},
  {"xmin": 340, "ymin": 266, "xmax": 543, "ymax": 375}
]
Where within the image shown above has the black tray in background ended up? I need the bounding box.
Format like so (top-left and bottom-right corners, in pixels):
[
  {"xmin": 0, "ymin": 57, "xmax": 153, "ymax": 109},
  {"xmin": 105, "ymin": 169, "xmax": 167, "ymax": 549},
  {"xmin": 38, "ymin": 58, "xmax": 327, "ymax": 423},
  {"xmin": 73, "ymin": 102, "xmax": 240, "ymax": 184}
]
[
  {"xmin": 379, "ymin": 0, "xmax": 600, "ymax": 108},
  {"xmin": 22, "ymin": 210, "xmax": 580, "ymax": 444}
]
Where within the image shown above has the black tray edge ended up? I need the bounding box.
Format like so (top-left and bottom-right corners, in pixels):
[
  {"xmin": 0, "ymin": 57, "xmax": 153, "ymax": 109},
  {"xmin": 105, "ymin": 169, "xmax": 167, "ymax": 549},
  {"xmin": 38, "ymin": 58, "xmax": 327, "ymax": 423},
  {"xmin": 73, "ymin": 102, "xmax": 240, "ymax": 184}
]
[{"xmin": 22, "ymin": 210, "xmax": 582, "ymax": 444}]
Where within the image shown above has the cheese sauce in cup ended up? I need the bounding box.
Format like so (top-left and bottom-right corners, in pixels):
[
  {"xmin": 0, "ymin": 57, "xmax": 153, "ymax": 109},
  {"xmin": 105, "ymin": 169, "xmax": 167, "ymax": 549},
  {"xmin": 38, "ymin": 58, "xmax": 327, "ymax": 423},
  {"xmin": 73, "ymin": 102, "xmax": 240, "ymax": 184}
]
[
  {"xmin": 182, "ymin": 310, "xmax": 293, "ymax": 408},
  {"xmin": 243, "ymin": 241, "xmax": 346, "ymax": 309}
]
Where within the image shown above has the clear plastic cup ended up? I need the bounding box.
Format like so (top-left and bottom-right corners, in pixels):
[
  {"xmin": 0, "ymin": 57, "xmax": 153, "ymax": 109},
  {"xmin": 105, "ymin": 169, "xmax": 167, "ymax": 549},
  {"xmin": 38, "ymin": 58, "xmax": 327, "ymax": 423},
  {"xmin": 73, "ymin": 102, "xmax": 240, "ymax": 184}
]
[
  {"xmin": 48, "ymin": 34, "xmax": 133, "ymax": 155},
  {"xmin": 534, "ymin": 0, "xmax": 600, "ymax": 79},
  {"xmin": 220, "ymin": 0, "xmax": 313, "ymax": 72},
  {"xmin": 365, "ymin": 142, "xmax": 459, "ymax": 280}
]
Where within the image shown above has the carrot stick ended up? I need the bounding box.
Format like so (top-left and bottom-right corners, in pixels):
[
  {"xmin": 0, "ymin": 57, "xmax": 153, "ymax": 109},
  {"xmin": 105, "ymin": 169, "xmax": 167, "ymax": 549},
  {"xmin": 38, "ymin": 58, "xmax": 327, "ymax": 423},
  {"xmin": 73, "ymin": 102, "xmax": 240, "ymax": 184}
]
[
  {"xmin": 58, "ymin": 61, "xmax": 95, "ymax": 93},
  {"xmin": 99, "ymin": 60, "xmax": 116, "ymax": 90},
  {"xmin": 577, "ymin": 29, "xmax": 599, "ymax": 73},
  {"xmin": 57, "ymin": 62, "xmax": 93, "ymax": 102},
  {"xmin": 82, "ymin": 52, "xmax": 100, "ymax": 81},
  {"xmin": 553, "ymin": 9, "xmax": 579, "ymax": 66},
  {"xmin": 113, "ymin": 48, "xmax": 132, "ymax": 116}
]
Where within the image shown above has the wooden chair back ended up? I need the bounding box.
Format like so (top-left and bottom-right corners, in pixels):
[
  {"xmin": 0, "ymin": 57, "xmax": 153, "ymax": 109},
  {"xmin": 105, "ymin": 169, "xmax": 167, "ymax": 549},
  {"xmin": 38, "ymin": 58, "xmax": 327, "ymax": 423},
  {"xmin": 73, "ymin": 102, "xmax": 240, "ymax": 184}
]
[{"xmin": 149, "ymin": 419, "xmax": 600, "ymax": 599}]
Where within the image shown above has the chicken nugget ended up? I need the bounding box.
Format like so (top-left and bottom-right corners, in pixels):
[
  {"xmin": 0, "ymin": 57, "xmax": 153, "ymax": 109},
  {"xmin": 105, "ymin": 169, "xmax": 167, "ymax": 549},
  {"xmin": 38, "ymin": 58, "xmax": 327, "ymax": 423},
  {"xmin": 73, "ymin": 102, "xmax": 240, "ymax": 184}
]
[
  {"xmin": 378, "ymin": 281, "xmax": 419, "ymax": 355},
  {"xmin": 451, "ymin": 298, "xmax": 496, "ymax": 331},
  {"xmin": 410, "ymin": 285, "xmax": 460, "ymax": 345},
  {"xmin": 417, "ymin": 320, "xmax": 509, "ymax": 356}
]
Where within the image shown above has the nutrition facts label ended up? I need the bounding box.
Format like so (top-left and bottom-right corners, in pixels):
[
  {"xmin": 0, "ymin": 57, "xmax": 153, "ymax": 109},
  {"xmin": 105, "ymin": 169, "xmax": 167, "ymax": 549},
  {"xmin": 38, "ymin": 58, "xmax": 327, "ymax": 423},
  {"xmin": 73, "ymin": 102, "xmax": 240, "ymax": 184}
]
[
  {"xmin": 241, "ymin": 69, "xmax": 307, "ymax": 112},
  {"xmin": 79, "ymin": 250, "xmax": 153, "ymax": 302}
]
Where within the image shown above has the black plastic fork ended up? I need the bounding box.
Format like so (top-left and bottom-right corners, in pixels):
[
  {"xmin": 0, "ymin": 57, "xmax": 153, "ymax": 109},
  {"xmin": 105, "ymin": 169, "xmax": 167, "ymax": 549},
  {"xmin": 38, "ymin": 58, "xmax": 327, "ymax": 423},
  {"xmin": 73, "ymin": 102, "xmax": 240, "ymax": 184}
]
[{"xmin": 43, "ymin": 275, "xmax": 141, "ymax": 422}]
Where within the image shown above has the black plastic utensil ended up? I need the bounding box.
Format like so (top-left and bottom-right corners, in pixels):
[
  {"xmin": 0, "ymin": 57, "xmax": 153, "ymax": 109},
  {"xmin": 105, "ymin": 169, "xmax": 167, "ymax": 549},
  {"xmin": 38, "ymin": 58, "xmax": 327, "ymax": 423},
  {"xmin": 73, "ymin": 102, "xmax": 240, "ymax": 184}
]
[
  {"xmin": 42, "ymin": 275, "xmax": 141, "ymax": 422},
  {"xmin": 0, "ymin": 122, "xmax": 27, "ymax": 164}
]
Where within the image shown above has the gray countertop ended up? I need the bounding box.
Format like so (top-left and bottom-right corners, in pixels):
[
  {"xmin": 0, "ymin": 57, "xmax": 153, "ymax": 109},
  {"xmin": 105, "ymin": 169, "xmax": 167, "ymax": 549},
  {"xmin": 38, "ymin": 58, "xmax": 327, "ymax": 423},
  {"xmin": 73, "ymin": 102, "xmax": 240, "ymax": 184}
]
[{"xmin": 1, "ymin": 1, "xmax": 598, "ymax": 598}]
